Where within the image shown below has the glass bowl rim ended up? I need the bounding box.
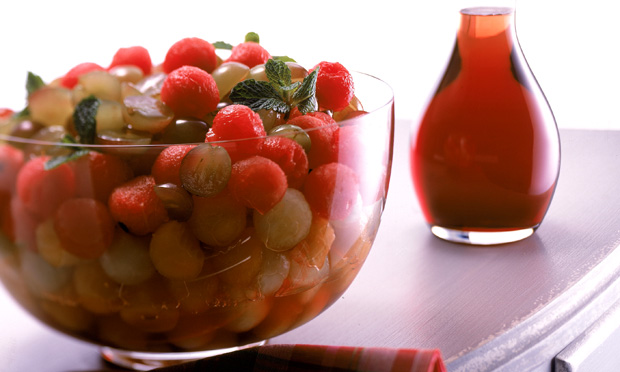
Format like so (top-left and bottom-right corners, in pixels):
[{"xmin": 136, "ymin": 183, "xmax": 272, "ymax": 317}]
[{"xmin": 0, "ymin": 72, "xmax": 393, "ymax": 149}]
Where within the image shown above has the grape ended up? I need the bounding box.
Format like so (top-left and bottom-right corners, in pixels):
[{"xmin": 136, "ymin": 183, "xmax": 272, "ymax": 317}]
[
  {"xmin": 332, "ymin": 95, "xmax": 364, "ymax": 122},
  {"xmin": 247, "ymin": 62, "xmax": 308, "ymax": 83},
  {"xmin": 224, "ymin": 299, "xmax": 271, "ymax": 333},
  {"xmin": 154, "ymin": 183, "xmax": 194, "ymax": 221},
  {"xmin": 8, "ymin": 119, "xmax": 43, "ymax": 145},
  {"xmin": 168, "ymin": 273, "xmax": 220, "ymax": 314},
  {"xmin": 208, "ymin": 231, "xmax": 263, "ymax": 287},
  {"xmin": 149, "ymin": 220, "xmax": 204, "ymax": 280},
  {"xmin": 23, "ymin": 125, "xmax": 72, "ymax": 158},
  {"xmin": 131, "ymin": 72, "xmax": 166, "ymax": 97},
  {"xmin": 122, "ymin": 94, "xmax": 174, "ymax": 134},
  {"xmin": 253, "ymin": 188, "xmax": 312, "ymax": 252},
  {"xmin": 40, "ymin": 300, "xmax": 94, "ymax": 332},
  {"xmin": 100, "ymin": 228, "xmax": 155, "ymax": 285},
  {"xmin": 158, "ymin": 117, "xmax": 209, "ymax": 144},
  {"xmin": 28, "ymin": 86, "xmax": 74, "ymax": 127},
  {"xmin": 119, "ymin": 276, "xmax": 180, "ymax": 333},
  {"xmin": 258, "ymin": 249, "xmax": 290, "ymax": 296},
  {"xmin": 20, "ymin": 248, "xmax": 72, "ymax": 296},
  {"xmin": 35, "ymin": 218, "xmax": 83, "ymax": 267},
  {"xmin": 268, "ymin": 124, "xmax": 312, "ymax": 153},
  {"xmin": 256, "ymin": 109, "xmax": 285, "ymax": 133},
  {"xmin": 180, "ymin": 143, "xmax": 231, "ymax": 197},
  {"xmin": 96, "ymin": 99, "xmax": 125, "ymax": 132},
  {"xmin": 96, "ymin": 128, "xmax": 152, "ymax": 147},
  {"xmin": 120, "ymin": 81, "xmax": 141, "ymax": 100},
  {"xmin": 188, "ymin": 193, "xmax": 247, "ymax": 247},
  {"xmin": 108, "ymin": 65, "xmax": 144, "ymax": 84},
  {"xmin": 211, "ymin": 62, "xmax": 250, "ymax": 100},
  {"xmin": 97, "ymin": 316, "xmax": 150, "ymax": 351},
  {"xmin": 75, "ymin": 70, "xmax": 122, "ymax": 103},
  {"xmin": 95, "ymin": 128, "xmax": 152, "ymax": 157},
  {"xmin": 73, "ymin": 261, "xmax": 123, "ymax": 314}
]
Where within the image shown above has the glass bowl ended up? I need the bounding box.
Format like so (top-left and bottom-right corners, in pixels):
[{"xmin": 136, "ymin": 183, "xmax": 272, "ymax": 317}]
[{"xmin": 0, "ymin": 70, "xmax": 394, "ymax": 370}]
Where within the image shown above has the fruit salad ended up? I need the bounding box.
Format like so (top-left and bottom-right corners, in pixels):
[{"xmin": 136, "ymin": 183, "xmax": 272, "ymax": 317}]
[{"xmin": 0, "ymin": 33, "xmax": 392, "ymax": 353}]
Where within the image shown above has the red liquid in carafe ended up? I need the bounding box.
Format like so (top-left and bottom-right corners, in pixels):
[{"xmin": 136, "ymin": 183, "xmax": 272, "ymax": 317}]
[{"xmin": 410, "ymin": 7, "xmax": 560, "ymax": 231}]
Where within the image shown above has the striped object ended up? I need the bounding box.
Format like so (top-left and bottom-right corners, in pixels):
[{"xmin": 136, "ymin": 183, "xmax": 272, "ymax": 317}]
[{"xmin": 154, "ymin": 344, "xmax": 446, "ymax": 372}]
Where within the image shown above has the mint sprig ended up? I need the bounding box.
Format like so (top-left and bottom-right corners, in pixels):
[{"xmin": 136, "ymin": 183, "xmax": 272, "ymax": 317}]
[
  {"xmin": 244, "ymin": 32, "xmax": 260, "ymax": 43},
  {"xmin": 26, "ymin": 72, "xmax": 45, "ymax": 97},
  {"xmin": 44, "ymin": 139, "xmax": 90, "ymax": 170},
  {"xmin": 229, "ymin": 59, "xmax": 318, "ymax": 116},
  {"xmin": 44, "ymin": 96, "xmax": 100, "ymax": 169},
  {"xmin": 73, "ymin": 95, "xmax": 100, "ymax": 145},
  {"xmin": 213, "ymin": 41, "xmax": 233, "ymax": 50}
]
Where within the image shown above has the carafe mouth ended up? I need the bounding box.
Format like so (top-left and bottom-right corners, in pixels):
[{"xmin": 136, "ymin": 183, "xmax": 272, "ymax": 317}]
[{"xmin": 461, "ymin": 6, "xmax": 514, "ymax": 16}]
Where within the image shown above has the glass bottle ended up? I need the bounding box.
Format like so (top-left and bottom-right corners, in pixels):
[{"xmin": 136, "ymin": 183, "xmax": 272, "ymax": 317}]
[{"xmin": 410, "ymin": 3, "xmax": 560, "ymax": 245}]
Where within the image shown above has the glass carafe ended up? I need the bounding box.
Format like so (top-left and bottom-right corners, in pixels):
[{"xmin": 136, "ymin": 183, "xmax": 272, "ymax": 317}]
[{"xmin": 410, "ymin": 3, "xmax": 560, "ymax": 245}]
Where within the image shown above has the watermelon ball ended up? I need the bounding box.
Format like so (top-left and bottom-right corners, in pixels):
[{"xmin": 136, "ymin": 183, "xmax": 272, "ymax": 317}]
[
  {"xmin": 303, "ymin": 162, "xmax": 359, "ymax": 220},
  {"xmin": 53, "ymin": 198, "xmax": 115, "ymax": 259},
  {"xmin": 304, "ymin": 111, "xmax": 339, "ymax": 127},
  {"xmin": 0, "ymin": 108, "xmax": 13, "ymax": 120},
  {"xmin": 109, "ymin": 46, "xmax": 153, "ymax": 75},
  {"xmin": 286, "ymin": 114, "xmax": 338, "ymax": 169},
  {"xmin": 228, "ymin": 156, "xmax": 287, "ymax": 214},
  {"xmin": 160, "ymin": 65, "xmax": 219, "ymax": 119},
  {"xmin": 259, "ymin": 136, "xmax": 308, "ymax": 189},
  {"xmin": 0, "ymin": 192, "xmax": 13, "ymax": 242},
  {"xmin": 208, "ymin": 104, "xmax": 266, "ymax": 162},
  {"xmin": 163, "ymin": 37, "xmax": 218, "ymax": 74},
  {"xmin": 108, "ymin": 175, "xmax": 169, "ymax": 236},
  {"xmin": 16, "ymin": 156, "xmax": 76, "ymax": 219},
  {"xmin": 72, "ymin": 151, "xmax": 134, "ymax": 203},
  {"xmin": 0, "ymin": 144, "xmax": 24, "ymax": 193},
  {"xmin": 225, "ymin": 42, "xmax": 271, "ymax": 69},
  {"xmin": 151, "ymin": 144, "xmax": 197, "ymax": 187},
  {"xmin": 60, "ymin": 62, "xmax": 105, "ymax": 89},
  {"xmin": 311, "ymin": 61, "xmax": 354, "ymax": 112}
]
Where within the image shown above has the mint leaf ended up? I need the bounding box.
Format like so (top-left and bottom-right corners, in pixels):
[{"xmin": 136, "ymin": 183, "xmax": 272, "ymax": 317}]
[
  {"xmin": 44, "ymin": 149, "xmax": 90, "ymax": 170},
  {"xmin": 13, "ymin": 106, "xmax": 30, "ymax": 119},
  {"xmin": 60, "ymin": 133, "xmax": 79, "ymax": 145},
  {"xmin": 26, "ymin": 72, "xmax": 45, "ymax": 97},
  {"xmin": 245, "ymin": 32, "xmax": 260, "ymax": 43},
  {"xmin": 73, "ymin": 95, "xmax": 100, "ymax": 144},
  {"xmin": 273, "ymin": 56, "xmax": 296, "ymax": 63},
  {"xmin": 213, "ymin": 41, "xmax": 233, "ymax": 50},
  {"xmin": 229, "ymin": 58, "xmax": 319, "ymax": 117},
  {"xmin": 292, "ymin": 68, "xmax": 319, "ymax": 114},
  {"xmin": 265, "ymin": 59, "xmax": 292, "ymax": 89},
  {"xmin": 229, "ymin": 80, "xmax": 289, "ymax": 113},
  {"xmin": 44, "ymin": 134, "xmax": 89, "ymax": 170}
]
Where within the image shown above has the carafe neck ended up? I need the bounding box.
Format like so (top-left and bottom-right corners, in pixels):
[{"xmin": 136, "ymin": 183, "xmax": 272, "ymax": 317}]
[{"xmin": 456, "ymin": 6, "xmax": 518, "ymax": 74}]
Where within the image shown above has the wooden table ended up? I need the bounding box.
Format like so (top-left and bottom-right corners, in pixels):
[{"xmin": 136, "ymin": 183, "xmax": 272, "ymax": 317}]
[{"xmin": 2, "ymin": 123, "xmax": 619, "ymax": 371}]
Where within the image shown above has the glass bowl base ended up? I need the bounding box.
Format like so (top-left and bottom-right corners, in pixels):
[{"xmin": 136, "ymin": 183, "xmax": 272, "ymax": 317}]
[
  {"xmin": 100, "ymin": 340, "xmax": 267, "ymax": 371},
  {"xmin": 430, "ymin": 225, "xmax": 536, "ymax": 245}
]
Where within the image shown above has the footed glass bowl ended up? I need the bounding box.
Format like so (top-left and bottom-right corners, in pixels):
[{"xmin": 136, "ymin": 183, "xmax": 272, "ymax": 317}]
[{"xmin": 0, "ymin": 71, "xmax": 394, "ymax": 370}]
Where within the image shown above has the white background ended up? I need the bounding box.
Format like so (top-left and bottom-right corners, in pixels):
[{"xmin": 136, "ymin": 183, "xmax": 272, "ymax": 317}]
[
  {"xmin": 1, "ymin": 0, "xmax": 618, "ymax": 131},
  {"xmin": 0, "ymin": 2, "xmax": 618, "ymax": 369}
]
